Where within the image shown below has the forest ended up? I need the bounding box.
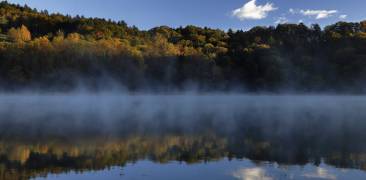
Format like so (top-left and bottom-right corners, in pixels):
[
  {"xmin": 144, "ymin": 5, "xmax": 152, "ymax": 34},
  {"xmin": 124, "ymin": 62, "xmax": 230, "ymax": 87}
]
[{"xmin": 0, "ymin": 2, "xmax": 366, "ymax": 92}]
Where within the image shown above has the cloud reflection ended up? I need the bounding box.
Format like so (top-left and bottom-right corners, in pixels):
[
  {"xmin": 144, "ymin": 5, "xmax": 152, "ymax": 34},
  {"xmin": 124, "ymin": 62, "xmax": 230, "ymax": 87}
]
[
  {"xmin": 303, "ymin": 167, "xmax": 337, "ymax": 179},
  {"xmin": 233, "ymin": 167, "xmax": 272, "ymax": 180}
]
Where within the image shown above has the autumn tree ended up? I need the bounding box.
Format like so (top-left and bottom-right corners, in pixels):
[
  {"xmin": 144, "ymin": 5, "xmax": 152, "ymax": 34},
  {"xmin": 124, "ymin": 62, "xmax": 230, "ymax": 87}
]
[{"xmin": 7, "ymin": 25, "xmax": 31, "ymax": 42}]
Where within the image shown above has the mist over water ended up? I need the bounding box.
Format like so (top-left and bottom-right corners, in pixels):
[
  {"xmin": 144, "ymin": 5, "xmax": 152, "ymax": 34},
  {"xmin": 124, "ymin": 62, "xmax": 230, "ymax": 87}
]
[{"xmin": 1, "ymin": 93, "xmax": 366, "ymax": 139}]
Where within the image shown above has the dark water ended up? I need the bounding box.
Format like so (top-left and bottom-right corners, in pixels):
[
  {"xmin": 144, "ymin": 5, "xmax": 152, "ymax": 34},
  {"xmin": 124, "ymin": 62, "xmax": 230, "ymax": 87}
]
[{"xmin": 1, "ymin": 94, "xmax": 366, "ymax": 180}]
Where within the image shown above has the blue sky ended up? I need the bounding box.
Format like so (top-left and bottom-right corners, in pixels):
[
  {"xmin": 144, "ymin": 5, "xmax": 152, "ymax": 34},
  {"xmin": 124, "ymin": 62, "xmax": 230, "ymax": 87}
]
[{"xmin": 6, "ymin": 0, "xmax": 366, "ymax": 30}]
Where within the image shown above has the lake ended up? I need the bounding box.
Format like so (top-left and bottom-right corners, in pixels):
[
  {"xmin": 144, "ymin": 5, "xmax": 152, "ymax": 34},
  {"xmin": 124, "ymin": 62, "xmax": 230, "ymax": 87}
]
[{"xmin": 1, "ymin": 94, "xmax": 366, "ymax": 179}]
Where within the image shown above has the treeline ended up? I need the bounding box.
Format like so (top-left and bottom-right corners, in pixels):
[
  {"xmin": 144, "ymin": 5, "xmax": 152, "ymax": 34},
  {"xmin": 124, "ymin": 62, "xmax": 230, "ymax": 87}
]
[{"xmin": 1, "ymin": 2, "xmax": 366, "ymax": 92}]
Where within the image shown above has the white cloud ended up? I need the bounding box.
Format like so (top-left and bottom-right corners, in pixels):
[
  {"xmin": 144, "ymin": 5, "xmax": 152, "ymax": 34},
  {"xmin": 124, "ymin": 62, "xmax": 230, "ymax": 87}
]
[
  {"xmin": 339, "ymin": 14, "xmax": 347, "ymax": 19},
  {"xmin": 300, "ymin": 9, "xmax": 338, "ymax": 19},
  {"xmin": 289, "ymin": 8, "xmax": 295, "ymax": 14},
  {"xmin": 232, "ymin": 0, "xmax": 277, "ymax": 20},
  {"xmin": 275, "ymin": 17, "xmax": 288, "ymax": 24}
]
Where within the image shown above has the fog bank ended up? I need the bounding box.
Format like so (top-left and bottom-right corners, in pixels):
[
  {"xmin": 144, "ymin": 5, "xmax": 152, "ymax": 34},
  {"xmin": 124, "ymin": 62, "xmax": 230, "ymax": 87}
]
[{"xmin": 1, "ymin": 94, "xmax": 366, "ymax": 141}]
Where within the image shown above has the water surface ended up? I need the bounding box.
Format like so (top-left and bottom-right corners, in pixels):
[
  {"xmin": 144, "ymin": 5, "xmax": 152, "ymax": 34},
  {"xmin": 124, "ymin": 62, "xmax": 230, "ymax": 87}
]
[
  {"xmin": 33, "ymin": 159, "xmax": 366, "ymax": 180},
  {"xmin": 1, "ymin": 94, "xmax": 366, "ymax": 179}
]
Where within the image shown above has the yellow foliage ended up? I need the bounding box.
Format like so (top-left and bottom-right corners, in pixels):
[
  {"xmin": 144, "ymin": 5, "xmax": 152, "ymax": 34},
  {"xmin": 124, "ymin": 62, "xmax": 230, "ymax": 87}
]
[
  {"xmin": 31, "ymin": 36, "xmax": 51, "ymax": 49},
  {"xmin": 216, "ymin": 47, "xmax": 228, "ymax": 54},
  {"xmin": 144, "ymin": 34, "xmax": 179, "ymax": 57},
  {"xmin": 66, "ymin": 33, "xmax": 81, "ymax": 42},
  {"xmin": 7, "ymin": 25, "xmax": 31, "ymax": 42},
  {"xmin": 8, "ymin": 146, "xmax": 30, "ymax": 164},
  {"xmin": 53, "ymin": 31, "xmax": 65, "ymax": 43},
  {"xmin": 180, "ymin": 46, "xmax": 201, "ymax": 56},
  {"xmin": 256, "ymin": 44, "xmax": 271, "ymax": 49},
  {"xmin": 330, "ymin": 32, "xmax": 342, "ymax": 39},
  {"xmin": 355, "ymin": 32, "xmax": 366, "ymax": 39}
]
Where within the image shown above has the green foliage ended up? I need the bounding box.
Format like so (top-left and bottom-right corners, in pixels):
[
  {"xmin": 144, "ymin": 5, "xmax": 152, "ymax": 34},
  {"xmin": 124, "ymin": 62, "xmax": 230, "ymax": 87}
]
[{"xmin": 0, "ymin": 1, "xmax": 366, "ymax": 92}]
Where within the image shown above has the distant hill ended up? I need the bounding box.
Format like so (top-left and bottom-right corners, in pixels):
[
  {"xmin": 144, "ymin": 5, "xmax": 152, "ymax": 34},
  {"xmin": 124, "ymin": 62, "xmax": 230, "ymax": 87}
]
[{"xmin": 0, "ymin": 1, "xmax": 366, "ymax": 93}]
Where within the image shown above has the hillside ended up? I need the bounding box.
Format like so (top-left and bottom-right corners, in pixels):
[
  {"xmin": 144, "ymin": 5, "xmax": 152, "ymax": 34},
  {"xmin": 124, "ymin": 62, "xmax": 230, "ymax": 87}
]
[{"xmin": 0, "ymin": 1, "xmax": 366, "ymax": 92}]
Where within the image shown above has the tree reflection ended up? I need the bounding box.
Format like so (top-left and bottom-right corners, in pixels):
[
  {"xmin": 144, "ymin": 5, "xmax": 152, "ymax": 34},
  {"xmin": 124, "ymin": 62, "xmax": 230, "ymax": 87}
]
[{"xmin": 0, "ymin": 131, "xmax": 366, "ymax": 180}]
